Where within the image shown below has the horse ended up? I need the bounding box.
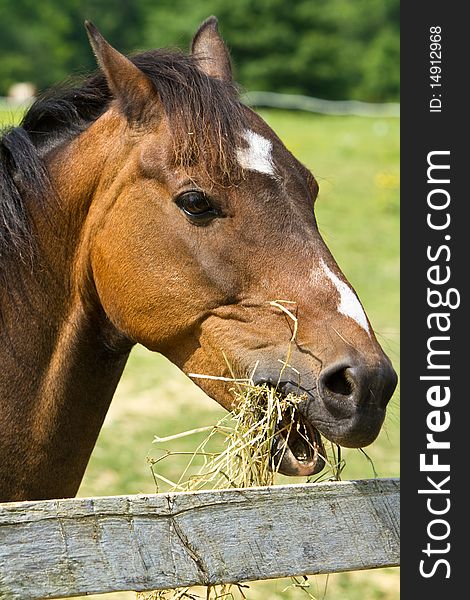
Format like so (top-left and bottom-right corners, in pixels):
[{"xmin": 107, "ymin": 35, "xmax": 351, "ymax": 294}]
[{"xmin": 0, "ymin": 17, "xmax": 397, "ymax": 502}]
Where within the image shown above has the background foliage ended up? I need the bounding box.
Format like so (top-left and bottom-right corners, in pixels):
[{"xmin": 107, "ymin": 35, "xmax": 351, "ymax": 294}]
[{"xmin": 0, "ymin": 0, "xmax": 399, "ymax": 100}]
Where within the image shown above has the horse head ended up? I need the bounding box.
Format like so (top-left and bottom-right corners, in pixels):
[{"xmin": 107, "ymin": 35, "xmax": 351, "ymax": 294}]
[{"xmin": 81, "ymin": 18, "xmax": 397, "ymax": 477}]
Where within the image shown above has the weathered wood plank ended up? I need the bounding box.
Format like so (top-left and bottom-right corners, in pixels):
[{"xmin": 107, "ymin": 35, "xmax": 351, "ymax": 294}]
[{"xmin": 0, "ymin": 479, "xmax": 399, "ymax": 600}]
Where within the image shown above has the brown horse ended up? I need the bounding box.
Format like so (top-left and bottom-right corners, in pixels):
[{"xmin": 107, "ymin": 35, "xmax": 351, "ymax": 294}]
[{"xmin": 0, "ymin": 18, "xmax": 397, "ymax": 502}]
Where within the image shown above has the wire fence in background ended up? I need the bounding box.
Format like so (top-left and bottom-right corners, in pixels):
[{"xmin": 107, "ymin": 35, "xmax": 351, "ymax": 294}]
[
  {"xmin": 243, "ymin": 91, "xmax": 400, "ymax": 117},
  {"xmin": 1, "ymin": 92, "xmax": 399, "ymax": 119}
]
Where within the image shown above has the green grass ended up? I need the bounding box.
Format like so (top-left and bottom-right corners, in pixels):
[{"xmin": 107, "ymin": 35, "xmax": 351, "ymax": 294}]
[
  {"xmin": 1, "ymin": 109, "xmax": 399, "ymax": 599},
  {"xmin": 0, "ymin": 106, "xmax": 23, "ymax": 127}
]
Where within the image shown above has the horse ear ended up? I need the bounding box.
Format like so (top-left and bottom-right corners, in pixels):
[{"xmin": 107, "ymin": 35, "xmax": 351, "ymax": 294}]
[
  {"xmin": 191, "ymin": 16, "xmax": 233, "ymax": 82},
  {"xmin": 85, "ymin": 21, "xmax": 156, "ymax": 123}
]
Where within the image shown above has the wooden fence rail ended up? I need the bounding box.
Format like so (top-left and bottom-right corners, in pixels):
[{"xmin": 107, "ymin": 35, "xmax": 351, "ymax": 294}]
[{"xmin": 0, "ymin": 478, "xmax": 399, "ymax": 600}]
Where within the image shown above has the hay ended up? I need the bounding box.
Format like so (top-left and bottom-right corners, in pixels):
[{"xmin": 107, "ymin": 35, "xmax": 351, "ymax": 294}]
[
  {"xmin": 142, "ymin": 378, "xmax": 346, "ymax": 600},
  {"xmin": 150, "ymin": 382, "xmax": 305, "ymax": 491},
  {"xmin": 149, "ymin": 379, "xmax": 345, "ymax": 493},
  {"xmin": 142, "ymin": 301, "xmax": 343, "ymax": 599}
]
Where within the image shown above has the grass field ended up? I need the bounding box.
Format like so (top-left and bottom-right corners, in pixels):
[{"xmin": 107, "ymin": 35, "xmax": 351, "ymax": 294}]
[{"xmin": 1, "ymin": 108, "xmax": 399, "ymax": 599}]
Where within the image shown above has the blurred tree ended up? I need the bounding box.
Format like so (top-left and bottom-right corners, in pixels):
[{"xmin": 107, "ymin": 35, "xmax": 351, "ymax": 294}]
[
  {"xmin": 0, "ymin": 0, "xmax": 399, "ymax": 101},
  {"xmin": 0, "ymin": 0, "xmax": 152, "ymax": 93}
]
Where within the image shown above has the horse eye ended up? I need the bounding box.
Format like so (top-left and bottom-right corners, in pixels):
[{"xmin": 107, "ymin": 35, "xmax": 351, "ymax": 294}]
[{"xmin": 176, "ymin": 191, "xmax": 217, "ymax": 221}]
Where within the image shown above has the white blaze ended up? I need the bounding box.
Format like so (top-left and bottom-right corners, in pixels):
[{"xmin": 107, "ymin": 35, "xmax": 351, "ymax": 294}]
[
  {"xmin": 236, "ymin": 129, "xmax": 275, "ymax": 175},
  {"xmin": 321, "ymin": 259, "xmax": 370, "ymax": 334}
]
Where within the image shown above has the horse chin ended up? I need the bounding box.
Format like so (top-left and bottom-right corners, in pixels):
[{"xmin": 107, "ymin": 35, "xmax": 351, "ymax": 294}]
[{"xmin": 271, "ymin": 414, "xmax": 326, "ymax": 477}]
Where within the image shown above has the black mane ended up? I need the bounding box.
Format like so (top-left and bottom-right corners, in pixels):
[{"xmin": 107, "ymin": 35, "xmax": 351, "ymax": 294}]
[{"xmin": 0, "ymin": 48, "xmax": 247, "ymax": 282}]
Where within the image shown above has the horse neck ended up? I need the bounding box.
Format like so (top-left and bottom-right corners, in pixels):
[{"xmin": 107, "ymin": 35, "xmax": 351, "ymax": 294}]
[{"xmin": 0, "ymin": 113, "xmax": 133, "ymax": 501}]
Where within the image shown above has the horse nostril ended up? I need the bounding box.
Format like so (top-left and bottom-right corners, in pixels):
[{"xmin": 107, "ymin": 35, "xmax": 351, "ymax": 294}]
[
  {"xmin": 319, "ymin": 359, "xmax": 398, "ymax": 413},
  {"xmin": 322, "ymin": 366, "xmax": 354, "ymax": 397}
]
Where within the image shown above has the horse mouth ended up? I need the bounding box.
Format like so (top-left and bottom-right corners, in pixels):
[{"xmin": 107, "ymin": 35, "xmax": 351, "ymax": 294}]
[{"xmin": 271, "ymin": 411, "xmax": 326, "ymax": 477}]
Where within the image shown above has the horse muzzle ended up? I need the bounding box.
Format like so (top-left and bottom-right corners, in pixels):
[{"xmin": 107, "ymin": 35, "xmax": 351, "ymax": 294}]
[{"xmin": 254, "ymin": 355, "xmax": 398, "ymax": 476}]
